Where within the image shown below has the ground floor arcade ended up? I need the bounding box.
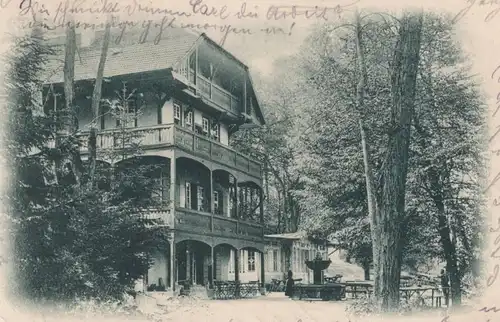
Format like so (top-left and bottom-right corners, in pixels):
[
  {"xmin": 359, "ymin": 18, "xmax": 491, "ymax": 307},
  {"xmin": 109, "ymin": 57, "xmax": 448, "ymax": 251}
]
[{"xmin": 142, "ymin": 234, "xmax": 266, "ymax": 292}]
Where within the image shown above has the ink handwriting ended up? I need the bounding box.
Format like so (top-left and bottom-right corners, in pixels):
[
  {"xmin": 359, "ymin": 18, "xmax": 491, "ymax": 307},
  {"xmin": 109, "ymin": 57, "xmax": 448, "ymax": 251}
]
[
  {"xmin": 488, "ymin": 58, "xmax": 500, "ymax": 293},
  {"xmin": 189, "ymin": 0, "xmax": 229, "ymax": 20},
  {"xmin": 453, "ymin": 0, "xmax": 500, "ymax": 23},
  {"xmin": 11, "ymin": 0, "xmax": 352, "ymax": 46}
]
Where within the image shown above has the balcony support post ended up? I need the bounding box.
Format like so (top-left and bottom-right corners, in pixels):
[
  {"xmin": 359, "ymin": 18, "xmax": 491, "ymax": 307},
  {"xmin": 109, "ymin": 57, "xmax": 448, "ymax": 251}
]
[
  {"xmin": 169, "ymin": 155, "xmax": 176, "ymax": 220},
  {"xmin": 259, "ymin": 187, "xmax": 264, "ymax": 224},
  {"xmin": 170, "ymin": 234, "xmax": 175, "ymax": 291},
  {"xmin": 243, "ymin": 75, "xmax": 247, "ymax": 114},
  {"xmin": 195, "ymin": 47, "xmax": 198, "ymax": 86},
  {"xmin": 260, "ymin": 251, "xmax": 265, "ymax": 289},
  {"xmin": 234, "ymin": 179, "xmax": 239, "ymax": 220},
  {"xmin": 210, "ymin": 246, "xmax": 215, "ymax": 288},
  {"xmin": 210, "ymin": 169, "xmax": 214, "ymax": 232},
  {"xmin": 234, "ymin": 249, "xmax": 240, "ymax": 283}
]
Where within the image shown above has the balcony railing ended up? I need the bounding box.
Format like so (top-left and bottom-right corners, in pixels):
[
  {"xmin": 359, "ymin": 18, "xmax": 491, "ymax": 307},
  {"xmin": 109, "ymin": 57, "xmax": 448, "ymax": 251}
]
[
  {"xmin": 175, "ymin": 207, "xmax": 263, "ymax": 241},
  {"xmin": 77, "ymin": 124, "xmax": 262, "ymax": 179},
  {"xmin": 174, "ymin": 126, "xmax": 261, "ymax": 178},
  {"xmin": 142, "ymin": 209, "xmax": 173, "ymax": 226},
  {"xmin": 185, "ymin": 70, "xmax": 241, "ymax": 114}
]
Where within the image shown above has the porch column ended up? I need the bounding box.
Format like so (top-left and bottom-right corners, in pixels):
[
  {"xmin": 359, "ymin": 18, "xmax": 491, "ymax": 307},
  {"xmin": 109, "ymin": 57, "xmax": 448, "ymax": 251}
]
[
  {"xmin": 260, "ymin": 251, "xmax": 265, "ymax": 288},
  {"xmin": 210, "ymin": 170, "xmax": 214, "ymax": 232},
  {"xmin": 187, "ymin": 242, "xmax": 191, "ymax": 282},
  {"xmin": 259, "ymin": 188, "xmax": 264, "ymax": 224},
  {"xmin": 234, "ymin": 248, "xmax": 240, "ymax": 298},
  {"xmin": 170, "ymin": 237, "xmax": 175, "ymax": 291},
  {"xmin": 210, "ymin": 246, "xmax": 215, "ymax": 287},
  {"xmin": 234, "ymin": 179, "xmax": 239, "ymax": 219},
  {"xmin": 169, "ymin": 156, "xmax": 176, "ymax": 225},
  {"xmin": 234, "ymin": 249, "xmax": 240, "ymax": 282}
]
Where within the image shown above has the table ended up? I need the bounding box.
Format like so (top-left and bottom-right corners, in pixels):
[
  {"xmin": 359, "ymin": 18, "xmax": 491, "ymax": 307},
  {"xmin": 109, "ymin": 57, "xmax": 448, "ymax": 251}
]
[
  {"xmin": 239, "ymin": 281, "xmax": 260, "ymax": 297},
  {"xmin": 292, "ymin": 284, "xmax": 345, "ymax": 301},
  {"xmin": 342, "ymin": 281, "xmax": 374, "ymax": 298},
  {"xmin": 400, "ymin": 286, "xmax": 442, "ymax": 307},
  {"xmin": 213, "ymin": 281, "xmax": 260, "ymax": 299}
]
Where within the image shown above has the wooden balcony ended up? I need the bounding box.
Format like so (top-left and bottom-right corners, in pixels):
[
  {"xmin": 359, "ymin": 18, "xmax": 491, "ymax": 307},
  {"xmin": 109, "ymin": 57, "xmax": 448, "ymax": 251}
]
[
  {"xmin": 143, "ymin": 209, "xmax": 173, "ymax": 226},
  {"xmin": 78, "ymin": 124, "xmax": 262, "ymax": 179},
  {"xmin": 175, "ymin": 207, "xmax": 263, "ymax": 241},
  {"xmin": 193, "ymin": 72, "xmax": 242, "ymax": 114}
]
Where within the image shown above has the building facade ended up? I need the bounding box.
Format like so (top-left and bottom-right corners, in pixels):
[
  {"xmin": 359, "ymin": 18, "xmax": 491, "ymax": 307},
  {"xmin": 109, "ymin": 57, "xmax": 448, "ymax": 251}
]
[
  {"xmin": 43, "ymin": 28, "xmax": 267, "ymax": 292},
  {"xmin": 263, "ymin": 232, "xmax": 329, "ymax": 284}
]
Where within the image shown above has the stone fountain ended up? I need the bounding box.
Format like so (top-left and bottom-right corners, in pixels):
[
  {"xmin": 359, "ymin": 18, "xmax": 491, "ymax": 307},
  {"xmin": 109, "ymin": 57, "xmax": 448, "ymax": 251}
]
[
  {"xmin": 292, "ymin": 253, "xmax": 345, "ymax": 301},
  {"xmin": 305, "ymin": 253, "xmax": 332, "ymax": 284}
]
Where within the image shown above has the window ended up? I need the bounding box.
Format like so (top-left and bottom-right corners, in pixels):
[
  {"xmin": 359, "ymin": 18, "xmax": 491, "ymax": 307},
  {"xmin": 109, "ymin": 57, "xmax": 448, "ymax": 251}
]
[
  {"xmin": 197, "ymin": 186, "xmax": 204, "ymax": 211},
  {"xmin": 152, "ymin": 170, "xmax": 168, "ymax": 203},
  {"xmin": 116, "ymin": 95, "xmax": 138, "ymax": 128},
  {"xmin": 273, "ymin": 250, "xmax": 278, "ymax": 272},
  {"xmin": 174, "ymin": 102, "xmax": 181, "ymax": 124},
  {"xmin": 248, "ymin": 250, "xmax": 256, "ymax": 272},
  {"xmin": 229, "ymin": 249, "xmax": 235, "ymax": 273},
  {"xmin": 293, "ymin": 249, "xmax": 298, "ymax": 272},
  {"xmin": 211, "ymin": 121, "xmax": 219, "ymax": 141},
  {"xmin": 213, "ymin": 191, "xmax": 221, "ymax": 215},
  {"xmin": 185, "ymin": 182, "xmax": 191, "ymax": 208},
  {"xmin": 239, "ymin": 250, "xmax": 245, "ymax": 273},
  {"xmin": 202, "ymin": 117, "xmax": 209, "ymax": 134},
  {"xmin": 184, "ymin": 109, "xmax": 193, "ymax": 128}
]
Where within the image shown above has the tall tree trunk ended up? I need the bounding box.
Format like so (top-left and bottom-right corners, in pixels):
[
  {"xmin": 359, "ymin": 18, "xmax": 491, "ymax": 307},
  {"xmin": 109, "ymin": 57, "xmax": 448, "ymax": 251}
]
[
  {"xmin": 428, "ymin": 168, "xmax": 462, "ymax": 305},
  {"xmin": 415, "ymin": 67, "xmax": 465, "ymax": 305},
  {"xmin": 62, "ymin": 21, "xmax": 82, "ymax": 186},
  {"xmin": 89, "ymin": 21, "xmax": 111, "ymax": 187},
  {"xmin": 376, "ymin": 12, "xmax": 423, "ymax": 311},
  {"xmin": 353, "ymin": 8, "xmax": 380, "ymax": 296}
]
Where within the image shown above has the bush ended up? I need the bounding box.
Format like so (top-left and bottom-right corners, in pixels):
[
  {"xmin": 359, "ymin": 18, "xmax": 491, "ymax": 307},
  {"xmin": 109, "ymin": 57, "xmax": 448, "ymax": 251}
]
[{"xmin": 345, "ymin": 295, "xmax": 431, "ymax": 318}]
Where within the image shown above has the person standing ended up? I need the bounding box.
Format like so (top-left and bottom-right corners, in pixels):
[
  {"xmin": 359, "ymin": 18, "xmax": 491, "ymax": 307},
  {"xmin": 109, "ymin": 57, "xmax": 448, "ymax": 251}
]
[
  {"xmin": 285, "ymin": 270, "xmax": 295, "ymax": 298},
  {"xmin": 440, "ymin": 269, "xmax": 449, "ymax": 306}
]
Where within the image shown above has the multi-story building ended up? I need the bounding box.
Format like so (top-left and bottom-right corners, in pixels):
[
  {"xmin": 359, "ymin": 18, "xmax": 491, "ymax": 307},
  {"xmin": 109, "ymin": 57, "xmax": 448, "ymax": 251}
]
[
  {"xmin": 43, "ymin": 28, "xmax": 267, "ymax": 292},
  {"xmin": 43, "ymin": 27, "xmax": 333, "ymax": 294}
]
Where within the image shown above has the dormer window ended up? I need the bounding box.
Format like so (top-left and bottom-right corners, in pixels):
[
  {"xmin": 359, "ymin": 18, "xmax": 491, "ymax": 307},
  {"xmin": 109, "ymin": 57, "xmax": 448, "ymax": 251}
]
[{"xmin": 174, "ymin": 102, "xmax": 181, "ymax": 125}]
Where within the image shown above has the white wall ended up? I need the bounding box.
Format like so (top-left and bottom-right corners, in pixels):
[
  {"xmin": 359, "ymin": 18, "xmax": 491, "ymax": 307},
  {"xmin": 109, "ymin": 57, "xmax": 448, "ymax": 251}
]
[
  {"xmin": 220, "ymin": 124, "xmax": 229, "ymax": 145},
  {"xmin": 137, "ymin": 94, "xmax": 158, "ymax": 127},
  {"xmin": 148, "ymin": 251, "xmax": 168, "ymax": 288},
  {"xmin": 162, "ymin": 98, "xmax": 174, "ymax": 124}
]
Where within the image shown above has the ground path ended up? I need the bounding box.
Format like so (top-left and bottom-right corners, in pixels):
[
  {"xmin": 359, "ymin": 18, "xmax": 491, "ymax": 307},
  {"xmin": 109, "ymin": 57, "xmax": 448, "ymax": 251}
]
[{"xmin": 161, "ymin": 293, "xmax": 349, "ymax": 322}]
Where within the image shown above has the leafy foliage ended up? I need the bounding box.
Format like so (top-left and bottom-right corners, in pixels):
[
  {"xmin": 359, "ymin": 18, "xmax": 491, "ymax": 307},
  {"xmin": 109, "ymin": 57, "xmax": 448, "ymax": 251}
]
[
  {"xmin": 5, "ymin": 29, "xmax": 169, "ymax": 303},
  {"xmin": 233, "ymin": 12, "xmax": 485, "ymax": 303}
]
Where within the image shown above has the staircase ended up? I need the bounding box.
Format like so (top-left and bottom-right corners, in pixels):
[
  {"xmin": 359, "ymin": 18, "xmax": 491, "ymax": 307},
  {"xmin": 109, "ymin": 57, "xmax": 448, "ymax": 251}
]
[{"xmin": 187, "ymin": 285, "xmax": 210, "ymax": 299}]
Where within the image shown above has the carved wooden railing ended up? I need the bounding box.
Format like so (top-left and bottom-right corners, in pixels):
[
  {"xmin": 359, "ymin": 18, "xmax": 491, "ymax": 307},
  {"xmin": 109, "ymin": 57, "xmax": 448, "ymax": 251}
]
[
  {"xmin": 142, "ymin": 208, "xmax": 173, "ymax": 226},
  {"xmin": 175, "ymin": 126, "xmax": 261, "ymax": 178},
  {"xmin": 196, "ymin": 74, "xmax": 241, "ymax": 114},
  {"xmin": 177, "ymin": 67, "xmax": 241, "ymax": 114},
  {"xmin": 176, "ymin": 207, "xmax": 263, "ymax": 240},
  {"xmin": 77, "ymin": 124, "xmax": 262, "ymax": 179},
  {"xmin": 78, "ymin": 124, "xmax": 174, "ymax": 150}
]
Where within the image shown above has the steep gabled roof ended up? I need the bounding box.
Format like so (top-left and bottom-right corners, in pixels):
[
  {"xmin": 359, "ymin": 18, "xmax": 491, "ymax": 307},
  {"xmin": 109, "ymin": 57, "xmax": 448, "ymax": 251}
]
[
  {"xmin": 42, "ymin": 27, "xmax": 265, "ymax": 124},
  {"xmin": 43, "ymin": 28, "xmax": 200, "ymax": 84}
]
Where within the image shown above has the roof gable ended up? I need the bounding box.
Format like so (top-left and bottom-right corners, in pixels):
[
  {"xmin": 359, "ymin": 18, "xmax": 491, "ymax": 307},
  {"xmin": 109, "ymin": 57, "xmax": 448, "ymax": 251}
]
[
  {"xmin": 43, "ymin": 28, "xmax": 200, "ymax": 84},
  {"xmin": 41, "ymin": 27, "xmax": 265, "ymax": 124}
]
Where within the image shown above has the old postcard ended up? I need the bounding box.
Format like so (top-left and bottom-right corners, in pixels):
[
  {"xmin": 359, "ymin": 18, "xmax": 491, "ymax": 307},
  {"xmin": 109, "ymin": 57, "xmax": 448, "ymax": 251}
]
[{"xmin": 0, "ymin": 0, "xmax": 498, "ymax": 321}]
